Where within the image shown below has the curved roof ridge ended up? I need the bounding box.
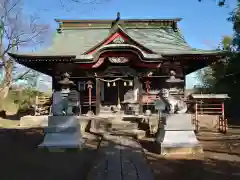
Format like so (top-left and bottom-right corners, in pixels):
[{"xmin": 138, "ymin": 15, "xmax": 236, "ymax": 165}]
[{"xmin": 55, "ymin": 18, "xmax": 182, "ymax": 23}]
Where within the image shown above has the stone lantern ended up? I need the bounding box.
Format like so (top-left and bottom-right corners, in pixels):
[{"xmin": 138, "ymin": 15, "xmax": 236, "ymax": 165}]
[
  {"xmin": 58, "ymin": 72, "xmax": 75, "ymax": 90},
  {"xmin": 39, "ymin": 72, "xmax": 83, "ymax": 150},
  {"xmin": 52, "ymin": 72, "xmax": 75, "ymax": 116}
]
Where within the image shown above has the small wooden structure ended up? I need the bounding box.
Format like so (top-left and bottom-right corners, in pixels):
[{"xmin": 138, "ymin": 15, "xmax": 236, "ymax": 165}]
[
  {"xmin": 189, "ymin": 94, "xmax": 229, "ymax": 133},
  {"xmin": 35, "ymin": 95, "xmax": 51, "ymax": 115}
]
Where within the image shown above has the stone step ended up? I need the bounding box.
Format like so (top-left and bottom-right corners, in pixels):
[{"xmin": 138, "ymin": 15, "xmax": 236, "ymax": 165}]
[
  {"xmin": 90, "ymin": 118, "xmax": 145, "ymax": 138},
  {"xmin": 99, "ymin": 109, "xmax": 113, "ymax": 112},
  {"xmin": 111, "ymin": 121, "xmax": 138, "ymax": 130},
  {"xmin": 90, "ymin": 120, "xmax": 139, "ymax": 132},
  {"xmin": 20, "ymin": 115, "xmax": 48, "ymax": 127},
  {"xmin": 110, "ymin": 129, "xmax": 146, "ymax": 139}
]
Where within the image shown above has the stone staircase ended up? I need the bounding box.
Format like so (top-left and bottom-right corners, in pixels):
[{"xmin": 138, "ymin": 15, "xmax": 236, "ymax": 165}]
[
  {"xmin": 110, "ymin": 120, "xmax": 146, "ymax": 139},
  {"xmin": 98, "ymin": 105, "xmax": 119, "ymax": 118},
  {"xmin": 91, "ymin": 107, "xmax": 146, "ymax": 139}
]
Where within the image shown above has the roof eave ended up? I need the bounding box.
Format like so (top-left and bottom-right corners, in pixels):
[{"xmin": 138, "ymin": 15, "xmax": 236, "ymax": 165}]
[
  {"xmin": 162, "ymin": 51, "xmax": 226, "ymax": 57},
  {"xmin": 8, "ymin": 52, "xmax": 76, "ymax": 59}
]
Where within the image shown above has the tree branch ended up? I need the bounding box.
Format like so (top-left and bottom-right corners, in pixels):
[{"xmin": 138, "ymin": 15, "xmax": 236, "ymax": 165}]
[{"xmin": 0, "ymin": 68, "xmax": 32, "ymax": 92}]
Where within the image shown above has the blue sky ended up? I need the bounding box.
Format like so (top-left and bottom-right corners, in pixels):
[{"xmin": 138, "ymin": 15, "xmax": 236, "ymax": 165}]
[{"xmin": 22, "ymin": 0, "xmax": 236, "ymax": 89}]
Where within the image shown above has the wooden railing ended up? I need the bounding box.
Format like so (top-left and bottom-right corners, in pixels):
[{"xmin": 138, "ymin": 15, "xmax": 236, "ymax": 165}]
[
  {"xmin": 196, "ymin": 102, "xmax": 223, "ymax": 115},
  {"xmin": 218, "ymin": 115, "xmax": 228, "ymax": 134},
  {"xmin": 191, "ymin": 114, "xmax": 200, "ymax": 133},
  {"xmin": 192, "ymin": 101, "xmax": 228, "ymax": 133}
]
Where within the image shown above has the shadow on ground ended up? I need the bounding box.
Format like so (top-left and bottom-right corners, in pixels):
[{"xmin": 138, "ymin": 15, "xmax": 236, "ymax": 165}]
[
  {"xmin": 0, "ymin": 127, "xmax": 240, "ymax": 180},
  {"xmin": 138, "ymin": 138, "xmax": 240, "ymax": 180},
  {"xmin": 90, "ymin": 135, "xmax": 240, "ymax": 180},
  {"xmin": 0, "ymin": 128, "xmax": 101, "ymax": 180},
  {"xmin": 146, "ymin": 153, "xmax": 240, "ymax": 180}
]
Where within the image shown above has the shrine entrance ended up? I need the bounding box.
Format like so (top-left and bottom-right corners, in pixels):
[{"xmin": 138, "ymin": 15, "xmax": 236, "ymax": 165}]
[
  {"xmin": 97, "ymin": 66, "xmax": 136, "ymax": 107},
  {"xmin": 101, "ymin": 79, "xmax": 133, "ymax": 106}
]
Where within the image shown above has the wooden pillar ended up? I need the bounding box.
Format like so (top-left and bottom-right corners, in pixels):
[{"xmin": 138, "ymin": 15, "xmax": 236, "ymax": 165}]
[
  {"xmin": 95, "ymin": 78, "xmax": 101, "ymax": 115},
  {"xmin": 100, "ymin": 80, "xmax": 104, "ymax": 101},
  {"xmin": 221, "ymin": 102, "xmax": 227, "ymax": 133},
  {"xmin": 221, "ymin": 102, "xmax": 225, "ymax": 119},
  {"xmin": 51, "ymin": 77, "xmax": 55, "ymax": 91},
  {"xmin": 145, "ymin": 79, "xmax": 151, "ymax": 110},
  {"xmin": 139, "ymin": 82, "xmax": 143, "ymax": 114},
  {"xmin": 195, "ymin": 101, "xmax": 198, "ymax": 132},
  {"xmin": 87, "ymin": 80, "xmax": 93, "ymax": 112}
]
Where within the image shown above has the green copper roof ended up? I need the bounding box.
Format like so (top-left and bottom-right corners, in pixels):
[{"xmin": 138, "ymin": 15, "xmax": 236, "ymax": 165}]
[
  {"xmin": 125, "ymin": 27, "xmax": 191, "ymax": 54},
  {"xmin": 35, "ymin": 26, "xmax": 220, "ymax": 57},
  {"xmin": 43, "ymin": 29, "xmax": 110, "ymax": 55},
  {"xmin": 9, "ymin": 19, "xmax": 224, "ymax": 59}
]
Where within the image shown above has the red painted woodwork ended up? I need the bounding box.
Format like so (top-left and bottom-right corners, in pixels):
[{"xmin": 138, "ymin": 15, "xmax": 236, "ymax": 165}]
[
  {"xmin": 86, "ymin": 32, "xmax": 127, "ymax": 54},
  {"xmin": 85, "ymin": 28, "xmax": 154, "ymax": 55},
  {"xmin": 141, "ymin": 95, "xmax": 160, "ymax": 104},
  {"xmin": 79, "ymin": 60, "xmax": 161, "ymax": 69},
  {"xmin": 79, "ymin": 51, "xmax": 162, "ymax": 69},
  {"xmin": 144, "ymin": 80, "xmax": 151, "ymax": 105}
]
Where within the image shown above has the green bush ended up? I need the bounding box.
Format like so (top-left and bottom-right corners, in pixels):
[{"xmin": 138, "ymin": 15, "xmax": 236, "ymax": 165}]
[{"xmin": 0, "ymin": 88, "xmax": 49, "ymax": 113}]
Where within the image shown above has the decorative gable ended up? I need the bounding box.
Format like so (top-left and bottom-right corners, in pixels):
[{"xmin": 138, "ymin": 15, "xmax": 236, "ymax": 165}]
[
  {"xmin": 84, "ymin": 27, "xmax": 153, "ymax": 55},
  {"xmin": 85, "ymin": 31, "xmax": 128, "ymax": 54},
  {"xmin": 111, "ymin": 36, "xmax": 125, "ymax": 44}
]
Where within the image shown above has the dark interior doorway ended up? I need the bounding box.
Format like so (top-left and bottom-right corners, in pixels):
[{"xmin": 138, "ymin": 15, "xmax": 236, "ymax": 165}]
[{"xmin": 102, "ymin": 80, "xmax": 132, "ymax": 106}]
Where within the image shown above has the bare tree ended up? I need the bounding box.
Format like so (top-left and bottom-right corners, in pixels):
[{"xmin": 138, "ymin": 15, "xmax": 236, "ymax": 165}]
[{"xmin": 0, "ymin": 0, "xmax": 49, "ymax": 98}]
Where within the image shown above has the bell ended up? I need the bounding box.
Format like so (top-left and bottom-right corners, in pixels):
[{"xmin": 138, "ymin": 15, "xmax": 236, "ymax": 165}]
[
  {"xmin": 107, "ymin": 82, "xmax": 110, "ymax": 87},
  {"xmin": 113, "ymin": 82, "xmax": 116, "ymax": 86},
  {"xmin": 129, "ymin": 81, "xmax": 133, "ymax": 86},
  {"xmin": 124, "ymin": 82, "xmax": 127, "ymax": 86}
]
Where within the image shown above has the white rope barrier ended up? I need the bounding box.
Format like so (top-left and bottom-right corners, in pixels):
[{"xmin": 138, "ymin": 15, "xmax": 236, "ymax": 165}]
[{"xmin": 96, "ymin": 77, "xmax": 132, "ymax": 83}]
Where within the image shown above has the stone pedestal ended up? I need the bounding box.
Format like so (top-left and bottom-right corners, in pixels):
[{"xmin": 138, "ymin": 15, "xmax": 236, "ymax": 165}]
[
  {"xmin": 156, "ymin": 114, "xmax": 202, "ymax": 155},
  {"xmin": 39, "ymin": 116, "xmax": 84, "ymax": 150},
  {"xmin": 20, "ymin": 115, "xmax": 48, "ymax": 127}
]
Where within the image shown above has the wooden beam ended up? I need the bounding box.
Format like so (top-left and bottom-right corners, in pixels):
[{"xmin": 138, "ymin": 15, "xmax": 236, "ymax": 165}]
[{"xmin": 70, "ymin": 76, "xmax": 130, "ymax": 78}]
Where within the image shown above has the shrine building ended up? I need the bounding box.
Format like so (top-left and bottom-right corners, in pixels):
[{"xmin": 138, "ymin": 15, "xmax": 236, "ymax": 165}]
[{"xmin": 8, "ymin": 17, "xmax": 225, "ymax": 115}]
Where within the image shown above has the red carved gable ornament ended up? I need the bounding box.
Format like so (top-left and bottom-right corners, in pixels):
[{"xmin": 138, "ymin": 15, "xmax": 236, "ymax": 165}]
[
  {"xmin": 86, "ymin": 32, "xmax": 128, "ymax": 54},
  {"xmin": 78, "ymin": 29, "xmax": 162, "ymax": 69}
]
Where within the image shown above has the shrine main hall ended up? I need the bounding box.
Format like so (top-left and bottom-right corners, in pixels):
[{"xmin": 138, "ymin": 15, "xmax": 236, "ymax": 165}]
[{"xmin": 9, "ymin": 17, "xmax": 224, "ymax": 115}]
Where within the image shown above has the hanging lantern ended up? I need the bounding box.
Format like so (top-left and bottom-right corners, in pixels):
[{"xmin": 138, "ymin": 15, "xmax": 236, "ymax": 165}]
[
  {"xmin": 107, "ymin": 82, "xmax": 110, "ymax": 87},
  {"xmin": 129, "ymin": 81, "xmax": 133, "ymax": 86},
  {"xmin": 113, "ymin": 82, "xmax": 116, "ymax": 86},
  {"xmin": 124, "ymin": 81, "xmax": 127, "ymax": 86}
]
